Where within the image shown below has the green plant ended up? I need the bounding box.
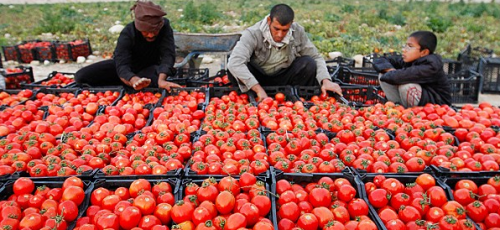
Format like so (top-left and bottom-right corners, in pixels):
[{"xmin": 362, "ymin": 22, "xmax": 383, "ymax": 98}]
[{"xmin": 426, "ymin": 16, "xmax": 453, "ymax": 33}]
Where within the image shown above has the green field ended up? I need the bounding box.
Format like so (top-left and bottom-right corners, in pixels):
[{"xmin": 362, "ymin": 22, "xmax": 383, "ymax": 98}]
[{"xmin": 0, "ymin": 0, "xmax": 499, "ymax": 59}]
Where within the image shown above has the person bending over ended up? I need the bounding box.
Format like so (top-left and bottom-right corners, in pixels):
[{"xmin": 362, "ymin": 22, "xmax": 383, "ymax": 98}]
[
  {"xmin": 228, "ymin": 3, "xmax": 342, "ymax": 100},
  {"xmin": 75, "ymin": 0, "xmax": 181, "ymax": 91}
]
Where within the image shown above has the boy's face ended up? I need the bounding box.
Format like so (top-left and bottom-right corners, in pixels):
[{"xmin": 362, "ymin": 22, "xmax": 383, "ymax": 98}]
[{"xmin": 402, "ymin": 37, "xmax": 428, "ymax": 63}]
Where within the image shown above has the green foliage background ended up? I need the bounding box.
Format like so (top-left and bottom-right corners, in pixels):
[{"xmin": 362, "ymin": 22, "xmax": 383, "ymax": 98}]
[{"xmin": 0, "ymin": 0, "xmax": 499, "ymax": 59}]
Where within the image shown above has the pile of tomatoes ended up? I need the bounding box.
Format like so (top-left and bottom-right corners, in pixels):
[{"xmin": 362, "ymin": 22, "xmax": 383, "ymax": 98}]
[
  {"xmin": 447, "ymin": 176, "xmax": 500, "ymax": 229},
  {"xmin": 275, "ymin": 176, "xmax": 378, "ymax": 230},
  {"xmin": 0, "ymin": 177, "xmax": 87, "ymax": 230},
  {"xmin": 40, "ymin": 73, "xmax": 75, "ymax": 87},
  {"xmin": 365, "ymin": 173, "xmax": 476, "ymax": 230},
  {"xmin": 177, "ymin": 173, "xmax": 273, "ymax": 230},
  {"xmin": 2, "ymin": 67, "xmax": 33, "ymax": 89}
]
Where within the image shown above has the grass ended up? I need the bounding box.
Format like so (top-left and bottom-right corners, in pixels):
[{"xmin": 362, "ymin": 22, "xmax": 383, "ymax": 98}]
[{"xmin": 0, "ymin": 0, "xmax": 499, "ymax": 59}]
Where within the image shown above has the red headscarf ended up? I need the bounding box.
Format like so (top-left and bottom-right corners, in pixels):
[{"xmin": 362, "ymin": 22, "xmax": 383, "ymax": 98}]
[{"xmin": 131, "ymin": 1, "xmax": 166, "ymax": 32}]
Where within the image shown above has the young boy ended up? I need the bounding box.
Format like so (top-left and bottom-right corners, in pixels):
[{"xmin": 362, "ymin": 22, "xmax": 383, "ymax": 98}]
[{"xmin": 373, "ymin": 31, "xmax": 451, "ymax": 107}]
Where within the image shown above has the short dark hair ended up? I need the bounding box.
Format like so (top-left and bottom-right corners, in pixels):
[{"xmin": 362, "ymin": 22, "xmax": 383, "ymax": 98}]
[
  {"xmin": 410, "ymin": 31, "xmax": 438, "ymax": 54},
  {"xmin": 270, "ymin": 4, "xmax": 294, "ymax": 25}
]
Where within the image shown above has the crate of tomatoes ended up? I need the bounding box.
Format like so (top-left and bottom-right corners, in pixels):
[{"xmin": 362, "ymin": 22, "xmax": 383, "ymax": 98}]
[
  {"xmin": 73, "ymin": 178, "xmax": 180, "ymax": 230},
  {"xmin": 22, "ymin": 71, "xmax": 76, "ymax": 89},
  {"xmin": 53, "ymin": 39, "xmax": 92, "ymax": 62},
  {"xmin": 177, "ymin": 174, "xmax": 274, "ymax": 230},
  {"xmin": 0, "ymin": 177, "xmax": 94, "ymax": 230},
  {"xmin": 2, "ymin": 45, "xmax": 19, "ymax": 62},
  {"xmin": 359, "ymin": 173, "xmax": 480, "ymax": 230},
  {"xmin": 439, "ymin": 175, "xmax": 500, "ymax": 230},
  {"xmin": 271, "ymin": 168, "xmax": 384, "ymax": 230},
  {"xmin": 1, "ymin": 66, "xmax": 34, "ymax": 89}
]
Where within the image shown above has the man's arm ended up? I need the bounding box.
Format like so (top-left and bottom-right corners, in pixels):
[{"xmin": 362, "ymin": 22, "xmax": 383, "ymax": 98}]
[
  {"xmin": 113, "ymin": 25, "xmax": 136, "ymax": 83},
  {"xmin": 227, "ymin": 30, "xmax": 260, "ymax": 93}
]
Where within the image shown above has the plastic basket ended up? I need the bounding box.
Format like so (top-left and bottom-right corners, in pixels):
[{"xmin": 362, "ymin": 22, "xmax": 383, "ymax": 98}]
[
  {"xmin": 167, "ymin": 68, "xmax": 209, "ymax": 87},
  {"xmin": 95, "ymin": 168, "xmax": 183, "ymax": 180},
  {"xmin": 22, "ymin": 71, "xmax": 76, "ymax": 89},
  {"xmin": 188, "ymin": 69, "xmax": 231, "ymax": 87},
  {"xmin": 443, "ymin": 58, "xmax": 463, "ymax": 74},
  {"xmin": 271, "ymin": 168, "xmax": 385, "ymax": 230},
  {"xmin": 0, "ymin": 179, "xmax": 94, "ymax": 230},
  {"xmin": 478, "ymin": 57, "xmax": 500, "ymax": 94},
  {"xmin": 76, "ymin": 87, "xmax": 124, "ymax": 106},
  {"xmin": 325, "ymin": 56, "xmax": 355, "ymax": 67},
  {"xmin": 9, "ymin": 169, "xmax": 98, "ymax": 181},
  {"xmin": 247, "ymin": 85, "xmax": 299, "ymax": 105},
  {"xmin": 34, "ymin": 44, "xmax": 57, "ymax": 62},
  {"xmin": 1, "ymin": 66, "xmax": 34, "ymax": 89},
  {"xmin": 70, "ymin": 39, "xmax": 92, "ymax": 61},
  {"xmin": 447, "ymin": 69, "xmax": 483, "ymax": 104},
  {"xmin": 2, "ymin": 45, "xmax": 19, "ymax": 62},
  {"xmin": 294, "ymin": 85, "xmax": 350, "ymax": 105},
  {"xmin": 341, "ymin": 84, "xmax": 387, "ymax": 107},
  {"xmin": 54, "ymin": 41, "xmax": 72, "ymax": 61},
  {"xmin": 335, "ymin": 66, "xmax": 379, "ymax": 86},
  {"xmin": 162, "ymin": 87, "xmax": 209, "ymax": 110}
]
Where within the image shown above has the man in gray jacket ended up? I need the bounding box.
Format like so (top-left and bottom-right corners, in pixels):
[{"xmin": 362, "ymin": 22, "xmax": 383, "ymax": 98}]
[{"xmin": 228, "ymin": 4, "xmax": 342, "ymax": 100}]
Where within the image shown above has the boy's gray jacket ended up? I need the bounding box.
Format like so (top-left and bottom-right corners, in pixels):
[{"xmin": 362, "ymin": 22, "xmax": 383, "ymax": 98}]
[{"xmin": 228, "ymin": 18, "xmax": 331, "ymax": 92}]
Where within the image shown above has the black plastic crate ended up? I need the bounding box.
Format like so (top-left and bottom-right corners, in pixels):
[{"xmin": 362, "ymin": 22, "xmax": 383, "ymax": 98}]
[
  {"xmin": 431, "ymin": 165, "xmax": 500, "ymax": 180},
  {"xmin": 357, "ymin": 173, "xmax": 480, "ymax": 230},
  {"xmin": 168, "ymin": 68, "xmax": 209, "ymax": 86},
  {"xmin": 188, "ymin": 69, "xmax": 231, "ymax": 87},
  {"xmin": 478, "ymin": 57, "xmax": 500, "ymax": 94},
  {"xmin": 294, "ymin": 85, "xmax": 351, "ymax": 105},
  {"xmin": 69, "ymin": 39, "xmax": 92, "ymax": 61},
  {"xmin": 0, "ymin": 88, "xmax": 37, "ymax": 108},
  {"xmin": 178, "ymin": 176, "xmax": 273, "ymax": 227},
  {"xmin": 0, "ymin": 178, "xmax": 94, "ymax": 230},
  {"xmin": 9, "ymin": 168, "xmax": 98, "ymax": 181},
  {"xmin": 162, "ymin": 86, "xmax": 208, "ymax": 109},
  {"xmin": 271, "ymin": 168, "xmax": 385, "ymax": 230},
  {"xmin": 447, "ymin": 69, "xmax": 483, "ymax": 104},
  {"xmin": 95, "ymin": 167, "xmax": 182, "ymax": 180},
  {"xmin": 335, "ymin": 66, "xmax": 379, "ymax": 86},
  {"xmin": 54, "ymin": 41, "xmax": 72, "ymax": 61},
  {"xmin": 341, "ymin": 84, "xmax": 386, "ymax": 107},
  {"xmin": 2, "ymin": 45, "xmax": 19, "ymax": 62},
  {"xmin": 443, "ymin": 58, "xmax": 463, "ymax": 74},
  {"xmin": 1, "ymin": 66, "xmax": 35, "ymax": 89},
  {"xmin": 458, "ymin": 44, "xmax": 493, "ymax": 71},
  {"xmin": 247, "ymin": 85, "xmax": 298, "ymax": 104},
  {"xmin": 325, "ymin": 56, "xmax": 355, "ymax": 67},
  {"xmin": 76, "ymin": 87, "xmax": 124, "ymax": 106},
  {"xmin": 22, "ymin": 71, "xmax": 76, "ymax": 89},
  {"xmin": 34, "ymin": 44, "xmax": 57, "ymax": 62}
]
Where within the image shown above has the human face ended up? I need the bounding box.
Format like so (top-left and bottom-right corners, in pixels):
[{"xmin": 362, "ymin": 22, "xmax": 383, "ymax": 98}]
[
  {"xmin": 402, "ymin": 36, "xmax": 428, "ymax": 63},
  {"xmin": 267, "ymin": 17, "xmax": 292, "ymax": 43},
  {"xmin": 140, "ymin": 30, "xmax": 160, "ymax": 42}
]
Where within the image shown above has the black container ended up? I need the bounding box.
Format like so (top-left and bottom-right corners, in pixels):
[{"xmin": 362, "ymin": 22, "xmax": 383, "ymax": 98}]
[
  {"xmin": 1, "ymin": 66, "xmax": 34, "ymax": 89},
  {"xmin": 9, "ymin": 169, "xmax": 98, "ymax": 181},
  {"xmin": 431, "ymin": 165, "xmax": 500, "ymax": 180},
  {"xmin": 294, "ymin": 85, "xmax": 351, "ymax": 106},
  {"xmin": 2, "ymin": 45, "xmax": 19, "ymax": 62},
  {"xmin": 168, "ymin": 68, "xmax": 209, "ymax": 87},
  {"xmin": 29, "ymin": 87, "xmax": 79, "ymax": 106},
  {"xmin": 357, "ymin": 173, "xmax": 481, "ymax": 230},
  {"xmin": 271, "ymin": 167, "xmax": 385, "ymax": 230},
  {"xmin": 34, "ymin": 44, "xmax": 57, "ymax": 62},
  {"xmin": 189, "ymin": 69, "xmax": 231, "ymax": 87},
  {"xmin": 335, "ymin": 66, "xmax": 379, "ymax": 86},
  {"xmin": 325, "ymin": 56, "xmax": 355, "ymax": 67},
  {"xmin": 160, "ymin": 87, "xmax": 208, "ymax": 110},
  {"xmin": 22, "ymin": 71, "xmax": 76, "ymax": 89},
  {"xmin": 178, "ymin": 176, "xmax": 273, "ymax": 227},
  {"xmin": 69, "ymin": 39, "xmax": 92, "ymax": 61},
  {"xmin": 443, "ymin": 59, "xmax": 463, "ymax": 75},
  {"xmin": 247, "ymin": 85, "xmax": 299, "ymax": 104},
  {"xmin": 0, "ymin": 178, "xmax": 94, "ymax": 230},
  {"xmin": 340, "ymin": 84, "xmax": 386, "ymax": 107},
  {"xmin": 75, "ymin": 86, "xmax": 124, "ymax": 106},
  {"xmin": 94, "ymin": 167, "xmax": 183, "ymax": 181},
  {"xmin": 0, "ymin": 88, "xmax": 38, "ymax": 108},
  {"xmin": 447, "ymin": 69, "xmax": 483, "ymax": 104},
  {"xmin": 478, "ymin": 57, "xmax": 500, "ymax": 94}
]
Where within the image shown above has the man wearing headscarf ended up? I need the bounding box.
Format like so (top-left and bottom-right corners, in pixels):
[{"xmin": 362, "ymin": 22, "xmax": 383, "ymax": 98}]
[{"xmin": 75, "ymin": 0, "xmax": 180, "ymax": 91}]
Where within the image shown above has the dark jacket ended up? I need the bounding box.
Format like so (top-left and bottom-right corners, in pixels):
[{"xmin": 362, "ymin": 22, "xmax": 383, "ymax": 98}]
[
  {"xmin": 373, "ymin": 54, "xmax": 452, "ymax": 106},
  {"xmin": 113, "ymin": 18, "xmax": 176, "ymax": 81}
]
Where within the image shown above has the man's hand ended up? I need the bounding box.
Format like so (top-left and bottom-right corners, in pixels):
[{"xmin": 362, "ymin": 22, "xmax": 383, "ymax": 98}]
[
  {"xmin": 321, "ymin": 79, "xmax": 342, "ymax": 96},
  {"xmin": 129, "ymin": 76, "xmax": 151, "ymax": 90},
  {"xmin": 251, "ymin": 84, "xmax": 268, "ymax": 102},
  {"xmin": 158, "ymin": 79, "xmax": 181, "ymax": 92}
]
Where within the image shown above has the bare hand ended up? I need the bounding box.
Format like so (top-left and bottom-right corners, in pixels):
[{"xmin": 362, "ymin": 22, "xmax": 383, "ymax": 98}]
[
  {"xmin": 251, "ymin": 84, "xmax": 268, "ymax": 102},
  {"xmin": 159, "ymin": 79, "xmax": 181, "ymax": 92},
  {"xmin": 130, "ymin": 77, "xmax": 151, "ymax": 90},
  {"xmin": 321, "ymin": 79, "xmax": 342, "ymax": 96}
]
